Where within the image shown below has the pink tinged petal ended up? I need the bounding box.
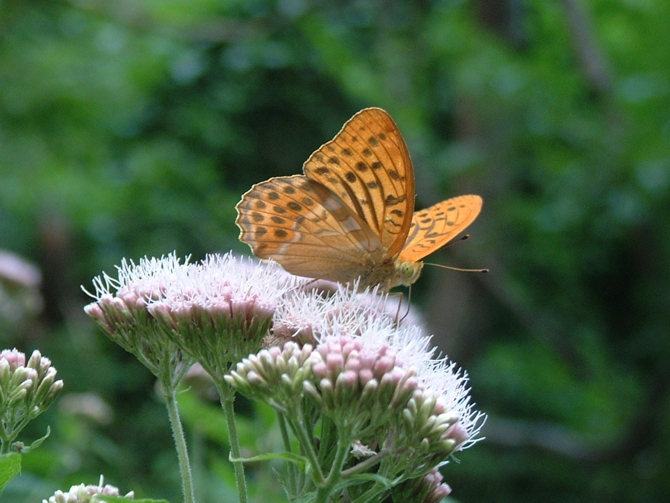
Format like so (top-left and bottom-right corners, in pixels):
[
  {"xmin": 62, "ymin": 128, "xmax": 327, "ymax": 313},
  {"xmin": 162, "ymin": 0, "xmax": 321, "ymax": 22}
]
[
  {"xmin": 220, "ymin": 285, "xmax": 233, "ymax": 302},
  {"xmin": 147, "ymin": 301, "xmax": 170, "ymax": 320},
  {"xmin": 341, "ymin": 340, "xmax": 359, "ymax": 359},
  {"xmin": 110, "ymin": 296, "xmax": 131, "ymax": 317},
  {"xmin": 230, "ymin": 298, "xmax": 255, "ymax": 320},
  {"xmin": 325, "ymin": 353, "xmax": 344, "ymax": 373},
  {"xmin": 118, "ymin": 290, "xmax": 143, "ymax": 309},
  {"xmin": 334, "ymin": 372, "xmax": 351, "ymax": 403},
  {"xmin": 267, "ymin": 346, "xmax": 283, "ymax": 358},
  {"xmin": 432, "ymin": 399, "xmax": 446, "ymax": 415},
  {"xmin": 359, "ymin": 352, "xmax": 377, "ymax": 369},
  {"xmin": 342, "ymin": 370, "xmax": 358, "ymax": 387},
  {"xmin": 311, "ymin": 360, "xmax": 327, "ymax": 379},
  {"xmin": 83, "ymin": 302, "xmax": 102, "ymax": 318},
  {"xmin": 434, "ymin": 483, "xmax": 452, "ymax": 499},
  {"xmin": 401, "ymin": 375, "xmax": 418, "ymax": 392},
  {"xmin": 173, "ymin": 301, "xmax": 196, "ymax": 319},
  {"xmin": 445, "ymin": 421, "xmax": 469, "ymax": 447},
  {"xmin": 423, "ymin": 468, "xmax": 451, "ymax": 501},
  {"xmin": 252, "ymin": 302, "xmax": 276, "ymax": 320},
  {"xmin": 37, "ymin": 357, "xmax": 53, "ymax": 377},
  {"xmin": 379, "ymin": 372, "xmax": 398, "ymax": 388},
  {"xmin": 373, "ymin": 355, "xmax": 395, "ymax": 375},
  {"xmin": 359, "ymin": 369, "xmax": 374, "ymax": 384},
  {"xmin": 1, "ymin": 349, "xmax": 26, "ymax": 370},
  {"xmin": 344, "ymin": 355, "xmax": 361, "ymax": 372},
  {"xmin": 133, "ymin": 282, "xmax": 164, "ymax": 301}
]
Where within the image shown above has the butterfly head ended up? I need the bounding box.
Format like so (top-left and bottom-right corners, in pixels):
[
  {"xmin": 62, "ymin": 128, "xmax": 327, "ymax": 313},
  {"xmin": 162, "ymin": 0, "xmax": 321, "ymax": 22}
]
[{"xmin": 391, "ymin": 260, "xmax": 423, "ymax": 289}]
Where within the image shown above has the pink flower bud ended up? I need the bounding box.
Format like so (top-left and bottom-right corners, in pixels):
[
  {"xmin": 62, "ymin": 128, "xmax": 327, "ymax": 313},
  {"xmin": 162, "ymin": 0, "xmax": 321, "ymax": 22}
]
[
  {"xmin": 0, "ymin": 349, "xmax": 25, "ymax": 370},
  {"xmin": 358, "ymin": 368, "xmax": 374, "ymax": 384},
  {"xmin": 445, "ymin": 421, "xmax": 469, "ymax": 448}
]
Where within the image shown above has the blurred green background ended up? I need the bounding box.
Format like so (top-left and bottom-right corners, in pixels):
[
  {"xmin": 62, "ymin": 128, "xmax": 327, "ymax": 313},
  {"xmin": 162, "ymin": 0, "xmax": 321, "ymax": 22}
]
[{"xmin": 1, "ymin": 0, "xmax": 669, "ymax": 501}]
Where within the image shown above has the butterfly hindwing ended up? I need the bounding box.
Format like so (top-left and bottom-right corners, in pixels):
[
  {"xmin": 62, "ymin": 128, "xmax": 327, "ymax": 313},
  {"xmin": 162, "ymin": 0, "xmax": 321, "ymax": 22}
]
[
  {"xmin": 399, "ymin": 195, "xmax": 483, "ymax": 262},
  {"xmin": 235, "ymin": 175, "xmax": 384, "ymax": 282}
]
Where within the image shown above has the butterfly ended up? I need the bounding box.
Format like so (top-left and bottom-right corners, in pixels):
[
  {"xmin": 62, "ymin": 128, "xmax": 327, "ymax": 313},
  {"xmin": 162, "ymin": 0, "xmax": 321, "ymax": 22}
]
[{"xmin": 235, "ymin": 107, "xmax": 482, "ymax": 291}]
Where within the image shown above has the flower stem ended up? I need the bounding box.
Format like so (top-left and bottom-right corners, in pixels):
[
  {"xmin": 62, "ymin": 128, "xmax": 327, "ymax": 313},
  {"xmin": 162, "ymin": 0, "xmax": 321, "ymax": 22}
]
[
  {"xmin": 165, "ymin": 386, "xmax": 195, "ymax": 503},
  {"xmin": 216, "ymin": 380, "xmax": 249, "ymax": 503},
  {"xmin": 277, "ymin": 412, "xmax": 298, "ymax": 497},
  {"xmin": 314, "ymin": 437, "xmax": 351, "ymax": 503}
]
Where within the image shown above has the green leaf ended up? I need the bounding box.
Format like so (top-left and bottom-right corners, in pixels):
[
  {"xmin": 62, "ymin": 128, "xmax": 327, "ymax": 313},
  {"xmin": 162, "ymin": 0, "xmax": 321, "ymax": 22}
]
[
  {"xmin": 14, "ymin": 426, "xmax": 51, "ymax": 454},
  {"xmin": 230, "ymin": 450, "xmax": 308, "ymax": 471},
  {"xmin": 346, "ymin": 472, "xmax": 396, "ymax": 487},
  {"xmin": 0, "ymin": 453, "xmax": 21, "ymax": 494}
]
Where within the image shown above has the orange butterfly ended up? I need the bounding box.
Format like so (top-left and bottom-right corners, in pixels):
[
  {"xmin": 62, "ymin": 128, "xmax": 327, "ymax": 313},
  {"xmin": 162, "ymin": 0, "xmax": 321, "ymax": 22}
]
[{"xmin": 235, "ymin": 108, "xmax": 482, "ymax": 291}]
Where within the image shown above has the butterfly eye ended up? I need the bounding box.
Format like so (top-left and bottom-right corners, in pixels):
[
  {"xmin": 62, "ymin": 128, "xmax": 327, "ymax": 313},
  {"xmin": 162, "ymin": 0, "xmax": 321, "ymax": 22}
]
[{"xmin": 398, "ymin": 262, "xmax": 422, "ymax": 286}]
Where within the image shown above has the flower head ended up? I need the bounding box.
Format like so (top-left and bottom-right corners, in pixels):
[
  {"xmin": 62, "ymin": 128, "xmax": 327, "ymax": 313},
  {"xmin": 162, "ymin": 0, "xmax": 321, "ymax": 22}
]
[
  {"xmin": 85, "ymin": 252, "xmax": 302, "ymax": 383},
  {"xmin": 0, "ymin": 349, "xmax": 63, "ymax": 451},
  {"xmin": 227, "ymin": 282, "xmax": 485, "ymax": 497},
  {"xmin": 273, "ymin": 281, "xmax": 422, "ymax": 344},
  {"xmin": 43, "ymin": 475, "xmax": 134, "ymax": 503},
  {"xmin": 226, "ymin": 341, "xmax": 313, "ymax": 408}
]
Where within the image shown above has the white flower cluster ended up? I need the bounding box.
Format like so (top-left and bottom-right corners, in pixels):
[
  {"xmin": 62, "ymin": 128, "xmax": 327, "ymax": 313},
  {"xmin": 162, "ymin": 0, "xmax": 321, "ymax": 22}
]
[
  {"xmin": 85, "ymin": 252, "xmax": 485, "ymax": 500},
  {"xmin": 42, "ymin": 476, "xmax": 133, "ymax": 503}
]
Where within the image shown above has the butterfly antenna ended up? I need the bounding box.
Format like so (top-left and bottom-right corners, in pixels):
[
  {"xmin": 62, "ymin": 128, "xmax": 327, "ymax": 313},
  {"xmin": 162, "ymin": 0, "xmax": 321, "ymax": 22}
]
[
  {"xmin": 423, "ymin": 263, "xmax": 489, "ymax": 273},
  {"xmin": 423, "ymin": 232, "xmax": 488, "ymax": 272},
  {"xmin": 444, "ymin": 234, "xmax": 470, "ymax": 247}
]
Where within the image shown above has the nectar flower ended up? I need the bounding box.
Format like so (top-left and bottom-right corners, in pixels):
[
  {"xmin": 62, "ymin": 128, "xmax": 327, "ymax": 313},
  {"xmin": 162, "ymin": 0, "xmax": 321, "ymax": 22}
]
[
  {"xmin": 272, "ymin": 281, "xmax": 422, "ymax": 344},
  {"xmin": 0, "ymin": 348, "xmax": 63, "ymax": 452},
  {"xmin": 43, "ymin": 475, "xmax": 134, "ymax": 503},
  {"xmin": 85, "ymin": 252, "xmax": 302, "ymax": 384},
  {"xmin": 305, "ymin": 334, "xmax": 419, "ymax": 432},
  {"xmin": 228, "ymin": 300, "xmax": 484, "ymax": 499},
  {"xmin": 84, "ymin": 254, "xmax": 193, "ymax": 386},
  {"xmin": 225, "ymin": 341, "xmax": 313, "ymax": 408},
  {"xmin": 146, "ymin": 253, "xmax": 300, "ymax": 378}
]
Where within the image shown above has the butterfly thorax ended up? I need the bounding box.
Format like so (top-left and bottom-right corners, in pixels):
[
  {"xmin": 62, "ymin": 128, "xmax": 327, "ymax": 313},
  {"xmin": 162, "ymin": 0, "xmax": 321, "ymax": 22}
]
[{"xmin": 357, "ymin": 257, "xmax": 423, "ymax": 291}]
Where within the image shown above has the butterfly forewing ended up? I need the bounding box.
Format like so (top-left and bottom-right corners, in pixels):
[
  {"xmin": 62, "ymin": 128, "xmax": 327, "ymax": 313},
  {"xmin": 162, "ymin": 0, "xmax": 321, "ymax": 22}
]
[
  {"xmin": 303, "ymin": 108, "xmax": 415, "ymax": 259},
  {"xmin": 235, "ymin": 175, "xmax": 384, "ymax": 282},
  {"xmin": 399, "ymin": 195, "xmax": 483, "ymax": 262}
]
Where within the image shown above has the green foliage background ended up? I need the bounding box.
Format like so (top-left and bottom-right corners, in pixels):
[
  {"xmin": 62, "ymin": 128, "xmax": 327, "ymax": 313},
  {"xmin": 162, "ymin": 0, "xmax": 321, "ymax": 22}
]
[{"xmin": 1, "ymin": 0, "xmax": 669, "ymax": 501}]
